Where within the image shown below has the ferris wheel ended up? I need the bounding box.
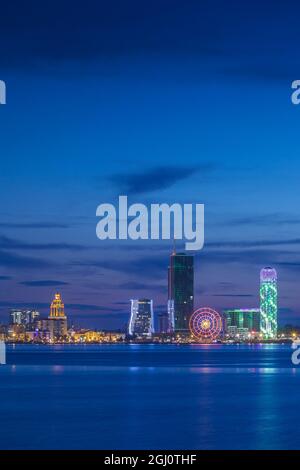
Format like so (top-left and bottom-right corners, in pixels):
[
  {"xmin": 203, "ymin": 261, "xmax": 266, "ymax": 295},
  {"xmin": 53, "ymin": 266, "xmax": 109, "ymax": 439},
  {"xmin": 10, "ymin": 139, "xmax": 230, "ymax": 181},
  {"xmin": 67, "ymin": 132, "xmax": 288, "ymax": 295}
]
[{"xmin": 189, "ymin": 307, "xmax": 222, "ymax": 342}]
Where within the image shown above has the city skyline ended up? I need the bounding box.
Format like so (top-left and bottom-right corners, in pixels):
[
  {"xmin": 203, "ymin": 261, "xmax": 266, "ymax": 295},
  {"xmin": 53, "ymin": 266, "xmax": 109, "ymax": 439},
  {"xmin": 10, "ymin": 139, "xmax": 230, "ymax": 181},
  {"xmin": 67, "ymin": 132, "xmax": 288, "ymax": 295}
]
[
  {"xmin": 1, "ymin": 254, "xmax": 282, "ymax": 335},
  {"xmin": 1, "ymin": 0, "xmax": 300, "ymax": 328}
]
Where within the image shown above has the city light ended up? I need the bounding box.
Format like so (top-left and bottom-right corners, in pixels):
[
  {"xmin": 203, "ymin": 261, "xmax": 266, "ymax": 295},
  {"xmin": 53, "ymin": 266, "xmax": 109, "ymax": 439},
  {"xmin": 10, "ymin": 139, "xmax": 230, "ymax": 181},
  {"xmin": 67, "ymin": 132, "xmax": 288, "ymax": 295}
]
[
  {"xmin": 260, "ymin": 267, "xmax": 278, "ymax": 339},
  {"xmin": 0, "ymin": 258, "xmax": 295, "ymax": 345}
]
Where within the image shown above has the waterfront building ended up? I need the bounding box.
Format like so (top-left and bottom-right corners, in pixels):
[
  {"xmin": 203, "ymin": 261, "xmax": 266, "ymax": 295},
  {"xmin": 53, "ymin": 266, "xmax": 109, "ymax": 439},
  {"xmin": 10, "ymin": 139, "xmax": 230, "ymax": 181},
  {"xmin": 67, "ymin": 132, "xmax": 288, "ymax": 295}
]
[
  {"xmin": 48, "ymin": 293, "xmax": 68, "ymax": 340},
  {"xmin": 168, "ymin": 251, "xmax": 194, "ymax": 332},
  {"xmin": 129, "ymin": 299, "xmax": 154, "ymax": 337},
  {"xmin": 9, "ymin": 309, "xmax": 23, "ymax": 325},
  {"xmin": 9, "ymin": 309, "xmax": 40, "ymax": 327},
  {"xmin": 260, "ymin": 267, "xmax": 278, "ymax": 338},
  {"xmin": 167, "ymin": 299, "xmax": 175, "ymax": 333},
  {"xmin": 0, "ymin": 340, "xmax": 6, "ymax": 365},
  {"xmin": 158, "ymin": 313, "xmax": 169, "ymax": 334},
  {"xmin": 224, "ymin": 308, "xmax": 261, "ymax": 335}
]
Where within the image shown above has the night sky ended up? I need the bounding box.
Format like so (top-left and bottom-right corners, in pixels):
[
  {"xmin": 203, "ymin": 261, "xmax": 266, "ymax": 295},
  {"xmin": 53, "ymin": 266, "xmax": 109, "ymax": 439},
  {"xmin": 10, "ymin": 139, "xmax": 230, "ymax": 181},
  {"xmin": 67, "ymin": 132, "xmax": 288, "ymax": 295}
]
[{"xmin": 1, "ymin": 0, "xmax": 300, "ymax": 329}]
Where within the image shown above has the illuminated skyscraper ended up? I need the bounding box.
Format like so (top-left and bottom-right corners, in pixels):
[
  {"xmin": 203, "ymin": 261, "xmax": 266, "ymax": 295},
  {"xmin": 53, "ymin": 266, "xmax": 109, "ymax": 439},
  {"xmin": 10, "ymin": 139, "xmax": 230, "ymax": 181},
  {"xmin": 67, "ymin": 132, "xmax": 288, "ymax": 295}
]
[
  {"xmin": 48, "ymin": 293, "xmax": 68, "ymax": 340},
  {"xmin": 260, "ymin": 267, "xmax": 278, "ymax": 338},
  {"xmin": 50, "ymin": 293, "xmax": 66, "ymax": 318},
  {"xmin": 129, "ymin": 299, "xmax": 154, "ymax": 337},
  {"xmin": 9, "ymin": 309, "xmax": 40, "ymax": 327},
  {"xmin": 0, "ymin": 340, "xmax": 5, "ymax": 365},
  {"xmin": 168, "ymin": 252, "xmax": 194, "ymax": 332},
  {"xmin": 224, "ymin": 308, "xmax": 261, "ymax": 338},
  {"xmin": 167, "ymin": 299, "xmax": 175, "ymax": 333}
]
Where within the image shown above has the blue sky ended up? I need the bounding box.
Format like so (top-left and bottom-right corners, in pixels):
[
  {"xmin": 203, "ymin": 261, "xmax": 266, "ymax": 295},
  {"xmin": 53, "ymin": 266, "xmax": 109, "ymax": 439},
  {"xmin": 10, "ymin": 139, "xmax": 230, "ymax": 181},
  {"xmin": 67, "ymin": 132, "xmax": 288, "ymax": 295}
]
[{"xmin": 1, "ymin": 0, "xmax": 300, "ymax": 328}]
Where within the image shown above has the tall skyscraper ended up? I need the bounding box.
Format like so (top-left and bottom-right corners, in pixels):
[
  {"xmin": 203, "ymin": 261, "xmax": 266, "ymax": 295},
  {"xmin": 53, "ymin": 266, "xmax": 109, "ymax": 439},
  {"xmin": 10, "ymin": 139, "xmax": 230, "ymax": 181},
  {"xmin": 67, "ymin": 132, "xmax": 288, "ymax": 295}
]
[
  {"xmin": 260, "ymin": 267, "xmax": 278, "ymax": 338},
  {"xmin": 168, "ymin": 252, "xmax": 194, "ymax": 332},
  {"xmin": 48, "ymin": 293, "xmax": 68, "ymax": 340},
  {"xmin": 129, "ymin": 299, "xmax": 154, "ymax": 337},
  {"xmin": 167, "ymin": 299, "xmax": 175, "ymax": 333}
]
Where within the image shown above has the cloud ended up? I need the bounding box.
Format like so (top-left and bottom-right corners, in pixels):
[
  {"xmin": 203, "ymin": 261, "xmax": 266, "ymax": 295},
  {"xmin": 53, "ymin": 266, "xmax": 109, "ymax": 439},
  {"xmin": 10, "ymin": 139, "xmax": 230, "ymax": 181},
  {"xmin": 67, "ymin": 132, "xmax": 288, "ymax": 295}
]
[
  {"xmin": 207, "ymin": 238, "xmax": 300, "ymax": 249},
  {"xmin": 0, "ymin": 301, "xmax": 49, "ymax": 309},
  {"xmin": 77, "ymin": 254, "xmax": 168, "ymax": 279},
  {"xmin": 0, "ymin": 1, "xmax": 229, "ymax": 67},
  {"xmin": 1, "ymin": 0, "xmax": 300, "ymax": 87},
  {"xmin": 118, "ymin": 281, "xmax": 165, "ymax": 292},
  {"xmin": 110, "ymin": 164, "xmax": 214, "ymax": 195},
  {"xmin": 71, "ymin": 312, "xmax": 128, "ymax": 320},
  {"xmin": 212, "ymin": 293, "xmax": 254, "ymax": 298},
  {"xmin": 20, "ymin": 280, "xmax": 69, "ymax": 287},
  {"xmin": 275, "ymin": 261, "xmax": 300, "ymax": 271},
  {"xmin": 0, "ymin": 275, "xmax": 12, "ymax": 280},
  {"xmin": 0, "ymin": 300, "xmax": 119, "ymax": 313},
  {"xmin": 0, "ymin": 222, "xmax": 69, "ymax": 229},
  {"xmin": 225, "ymin": 214, "xmax": 300, "ymax": 227},
  {"xmin": 0, "ymin": 250, "xmax": 52, "ymax": 269},
  {"xmin": 66, "ymin": 303, "xmax": 118, "ymax": 312},
  {"xmin": 0, "ymin": 235, "xmax": 84, "ymax": 251}
]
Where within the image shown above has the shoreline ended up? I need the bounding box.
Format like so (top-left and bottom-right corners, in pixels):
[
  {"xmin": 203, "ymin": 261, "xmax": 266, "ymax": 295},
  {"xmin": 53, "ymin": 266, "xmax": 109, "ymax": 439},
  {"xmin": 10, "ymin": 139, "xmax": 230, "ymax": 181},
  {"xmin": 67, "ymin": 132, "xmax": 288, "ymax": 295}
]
[{"xmin": 3, "ymin": 340, "xmax": 293, "ymax": 346}]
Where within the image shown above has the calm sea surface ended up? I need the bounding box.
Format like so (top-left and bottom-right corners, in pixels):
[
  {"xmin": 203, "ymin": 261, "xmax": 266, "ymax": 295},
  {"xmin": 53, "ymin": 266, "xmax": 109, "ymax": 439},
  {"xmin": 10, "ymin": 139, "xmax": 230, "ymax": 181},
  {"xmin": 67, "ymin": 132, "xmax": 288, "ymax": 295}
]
[{"xmin": 0, "ymin": 343, "xmax": 299, "ymax": 450}]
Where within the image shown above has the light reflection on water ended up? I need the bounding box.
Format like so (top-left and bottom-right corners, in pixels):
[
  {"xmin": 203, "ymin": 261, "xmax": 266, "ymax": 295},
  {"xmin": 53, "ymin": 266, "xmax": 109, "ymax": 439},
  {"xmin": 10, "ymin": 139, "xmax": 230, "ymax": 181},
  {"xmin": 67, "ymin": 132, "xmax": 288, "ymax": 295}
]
[{"xmin": 0, "ymin": 344, "xmax": 299, "ymax": 450}]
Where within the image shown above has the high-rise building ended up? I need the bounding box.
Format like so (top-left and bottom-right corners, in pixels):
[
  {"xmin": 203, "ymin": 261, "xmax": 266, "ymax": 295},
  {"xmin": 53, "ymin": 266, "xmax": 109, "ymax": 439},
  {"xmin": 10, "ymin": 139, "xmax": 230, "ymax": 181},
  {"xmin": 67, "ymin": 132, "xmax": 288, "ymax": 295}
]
[
  {"xmin": 260, "ymin": 267, "xmax": 278, "ymax": 338},
  {"xmin": 48, "ymin": 293, "xmax": 68, "ymax": 340},
  {"xmin": 9, "ymin": 309, "xmax": 40, "ymax": 327},
  {"xmin": 9, "ymin": 309, "xmax": 23, "ymax": 325},
  {"xmin": 129, "ymin": 299, "xmax": 154, "ymax": 337},
  {"xmin": 168, "ymin": 252, "xmax": 194, "ymax": 332},
  {"xmin": 0, "ymin": 340, "xmax": 5, "ymax": 365},
  {"xmin": 158, "ymin": 313, "xmax": 169, "ymax": 334},
  {"xmin": 224, "ymin": 309, "xmax": 261, "ymax": 336},
  {"xmin": 167, "ymin": 299, "xmax": 175, "ymax": 333},
  {"xmin": 50, "ymin": 293, "xmax": 66, "ymax": 318}
]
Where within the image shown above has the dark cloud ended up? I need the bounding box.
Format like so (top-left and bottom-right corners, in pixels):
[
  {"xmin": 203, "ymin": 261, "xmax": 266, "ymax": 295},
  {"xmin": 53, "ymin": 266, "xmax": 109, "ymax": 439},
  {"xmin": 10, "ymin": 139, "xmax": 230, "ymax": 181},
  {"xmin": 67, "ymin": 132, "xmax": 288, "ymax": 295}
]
[
  {"xmin": 0, "ymin": 301, "xmax": 49, "ymax": 309},
  {"xmin": 0, "ymin": 235, "xmax": 84, "ymax": 251},
  {"xmin": 20, "ymin": 280, "xmax": 69, "ymax": 287},
  {"xmin": 275, "ymin": 261, "xmax": 300, "ymax": 270},
  {"xmin": 118, "ymin": 281, "xmax": 165, "ymax": 292},
  {"xmin": 207, "ymin": 238, "xmax": 300, "ymax": 249},
  {"xmin": 225, "ymin": 214, "xmax": 300, "ymax": 227},
  {"xmin": 0, "ymin": 301, "xmax": 118, "ymax": 313},
  {"xmin": 66, "ymin": 303, "xmax": 118, "ymax": 312},
  {"xmin": 0, "ymin": 1, "xmax": 228, "ymax": 67},
  {"xmin": 0, "ymin": 222, "xmax": 69, "ymax": 229},
  {"xmin": 71, "ymin": 312, "xmax": 127, "ymax": 320},
  {"xmin": 212, "ymin": 293, "xmax": 254, "ymax": 298},
  {"xmin": 110, "ymin": 164, "xmax": 214, "ymax": 195},
  {"xmin": 0, "ymin": 0, "xmax": 299, "ymax": 86},
  {"xmin": 77, "ymin": 254, "xmax": 168, "ymax": 279},
  {"xmin": 0, "ymin": 275, "xmax": 12, "ymax": 280},
  {"xmin": 0, "ymin": 250, "xmax": 52, "ymax": 269}
]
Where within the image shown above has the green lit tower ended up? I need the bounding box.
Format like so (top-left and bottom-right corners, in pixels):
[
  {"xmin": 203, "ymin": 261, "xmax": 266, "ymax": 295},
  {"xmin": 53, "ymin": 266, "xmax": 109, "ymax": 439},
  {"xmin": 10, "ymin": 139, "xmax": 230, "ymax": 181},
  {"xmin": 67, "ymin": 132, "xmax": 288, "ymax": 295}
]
[
  {"xmin": 168, "ymin": 251, "xmax": 194, "ymax": 332},
  {"xmin": 260, "ymin": 267, "xmax": 277, "ymax": 338}
]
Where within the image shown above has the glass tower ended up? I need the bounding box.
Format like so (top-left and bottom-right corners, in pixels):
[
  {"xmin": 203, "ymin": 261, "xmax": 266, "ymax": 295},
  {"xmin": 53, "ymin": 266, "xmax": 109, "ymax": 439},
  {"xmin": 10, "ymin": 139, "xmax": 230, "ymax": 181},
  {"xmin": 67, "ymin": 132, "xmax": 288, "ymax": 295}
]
[
  {"xmin": 224, "ymin": 309, "xmax": 261, "ymax": 331},
  {"xmin": 129, "ymin": 299, "xmax": 154, "ymax": 337},
  {"xmin": 260, "ymin": 267, "xmax": 278, "ymax": 338},
  {"xmin": 168, "ymin": 252, "xmax": 194, "ymax": 332}
]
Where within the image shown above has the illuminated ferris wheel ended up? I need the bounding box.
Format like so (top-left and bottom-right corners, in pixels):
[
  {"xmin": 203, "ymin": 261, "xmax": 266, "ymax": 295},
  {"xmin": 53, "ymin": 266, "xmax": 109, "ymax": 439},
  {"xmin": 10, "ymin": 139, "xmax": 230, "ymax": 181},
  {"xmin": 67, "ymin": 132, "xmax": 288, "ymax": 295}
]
[{"xmin": 189, "ymin": 307, "xmax": 222, "ymax": 342}]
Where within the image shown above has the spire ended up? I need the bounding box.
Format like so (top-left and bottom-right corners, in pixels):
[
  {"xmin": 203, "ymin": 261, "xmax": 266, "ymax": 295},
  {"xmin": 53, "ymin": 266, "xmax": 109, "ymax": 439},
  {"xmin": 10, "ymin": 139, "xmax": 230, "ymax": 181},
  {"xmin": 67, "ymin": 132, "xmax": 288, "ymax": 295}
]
[
  {"xmin": 49, "ymin": 292, "xmax": 66, "ymax": 318},
  {"xmin": 172, "ymin": 236, "xmax": 176, "ymax": 255}
]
